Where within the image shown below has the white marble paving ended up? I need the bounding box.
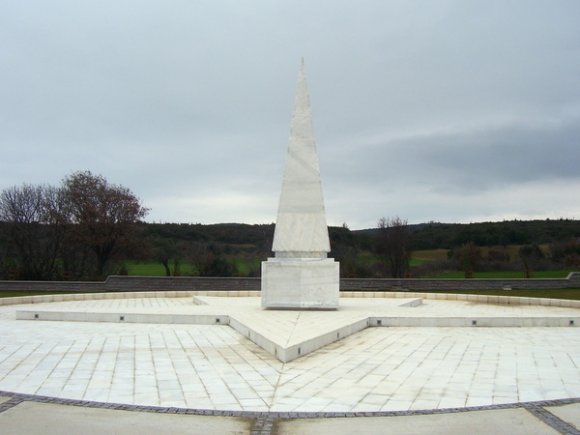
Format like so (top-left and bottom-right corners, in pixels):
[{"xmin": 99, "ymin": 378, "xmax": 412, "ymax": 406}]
[
  {"xmin": 1, "ymin": 297, "xmax": 580, "ymax": 412},
  {"xmin": 16, "ymin": 296, "xmax": 580, "ymax": 363}
]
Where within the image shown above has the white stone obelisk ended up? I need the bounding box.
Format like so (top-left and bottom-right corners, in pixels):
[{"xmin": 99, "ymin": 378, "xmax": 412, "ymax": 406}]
[{"xmin": 261, "ymin": 60, "xmax": 340, "ymax": 309}]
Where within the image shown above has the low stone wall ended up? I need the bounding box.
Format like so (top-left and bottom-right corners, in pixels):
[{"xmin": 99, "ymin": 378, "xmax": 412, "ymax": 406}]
[
  {"xmin": 0, "ymin": 276, "xmax": 261, "ymax": 293},
  {"xmin": 341, "ymin": 272, "xmax": 580, "ymax": 291},
  {"xmin": 105, "ymin": 276, "xmax": 261, "ymax": 292},
  {"xmin": 0, "ymin": 272, "xmax": 579, "ymax": 294},
  {"xmin": 0, "ymin": 280, "xmax": 105, "ymax": 292}
]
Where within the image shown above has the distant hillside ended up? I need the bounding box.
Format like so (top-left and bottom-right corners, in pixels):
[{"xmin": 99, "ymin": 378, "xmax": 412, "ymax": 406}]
[
  {"xmin": 139, "ymin": 219, "xmax": 580, "ymax": 255},
  {"xmin": 20, "ymin": 218, "xmax": 573, "ymax": 279},
  {"xmin": 353, "ymin": 219, "xmax": 580, "ymax": 250}
]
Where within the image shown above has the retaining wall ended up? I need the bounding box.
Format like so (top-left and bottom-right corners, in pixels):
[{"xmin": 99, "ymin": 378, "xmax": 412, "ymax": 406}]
[
  {"xmin": 341, "ymin": 272, "xmax": 580, "ymax": 291},
  {"xmin": 0, "ymin": 273, "xmax": 579, "ymax": 293}
]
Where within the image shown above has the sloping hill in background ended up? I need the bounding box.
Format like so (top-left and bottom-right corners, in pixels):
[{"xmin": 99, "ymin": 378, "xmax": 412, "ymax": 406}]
[{"xmin": 354, "ymin": 219, "xmax": 580, "ymax": 250}]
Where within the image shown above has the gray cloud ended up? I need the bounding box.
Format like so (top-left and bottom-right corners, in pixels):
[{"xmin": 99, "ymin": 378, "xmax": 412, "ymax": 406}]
[
  {"xmin": 339, "ymin": 119, "xmax": 580, "ymax": 191},
  {"xmin": 1, "ymin": 1, "xmax": 580, "ymax": 228}
]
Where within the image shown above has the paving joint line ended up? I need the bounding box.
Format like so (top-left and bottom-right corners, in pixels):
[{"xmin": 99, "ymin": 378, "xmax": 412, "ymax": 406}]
[{"xmin": 523, "ymin": 403, "xmax": 580, "ymax": 435}]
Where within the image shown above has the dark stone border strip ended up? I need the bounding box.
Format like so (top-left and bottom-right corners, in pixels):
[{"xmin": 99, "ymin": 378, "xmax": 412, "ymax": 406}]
[
  {"xmin": 1, "ymin": 390, "xmax": 579, "ymax": 434},
  {"xmin": 523, "ymin": 403, "xmax": 580, "ymax": 435},
  {"xmin": 0, "ymin": 389, "xmax": 578, "ymax": 418},
  {"xmin": 0, "ymin": 396, "xmax": 24, "ymax": 414}
]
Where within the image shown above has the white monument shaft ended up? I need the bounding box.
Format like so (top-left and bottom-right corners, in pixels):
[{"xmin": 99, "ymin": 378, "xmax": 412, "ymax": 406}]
[{"xmin": 261, "ymin": 61, "xmax": 340, "ymax": 310}]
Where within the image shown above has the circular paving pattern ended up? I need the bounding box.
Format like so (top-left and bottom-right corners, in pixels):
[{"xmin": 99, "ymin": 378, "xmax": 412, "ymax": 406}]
[{"xmin": 0, "ymin": 293, "xmax": 579, "ymax": 434}]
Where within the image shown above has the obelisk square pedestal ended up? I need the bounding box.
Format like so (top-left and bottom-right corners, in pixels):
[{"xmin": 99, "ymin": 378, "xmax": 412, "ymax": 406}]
[{"xmin": 261, "ymin": 257, "xmax": 339, "ymax": 309}]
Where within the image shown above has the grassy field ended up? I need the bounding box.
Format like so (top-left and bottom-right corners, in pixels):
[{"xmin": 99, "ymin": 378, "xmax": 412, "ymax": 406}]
[
  {"xmin": 124, "ymin": 258, "xmax": 576, "ymax": 280},
  {"xmin": 412, "ymin": 249, "xmax": 449, "ymax": 264},
  {"xmin": 230, "ymin": 258, "xmax": 261, "ymax": 276},
  {"xmin": 411, "ymin": 245, "xmax": 557, "ymax": 265},
  {"xmin": 126, "ymin": 261, "xmax": 202, "ymax": 276},
  {"xmin": 126, "ymin": 258, "xmax": 261, "ymax": 277},
  {"xmin": 126, "ymin": 262, "xmax": 168, "ymax": 276}
]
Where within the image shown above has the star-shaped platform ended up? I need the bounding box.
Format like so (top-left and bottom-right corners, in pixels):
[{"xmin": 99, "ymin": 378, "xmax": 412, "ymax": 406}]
[{"xmin": 15, "ymin": 294, "xmax": 580, "ymax": 362}]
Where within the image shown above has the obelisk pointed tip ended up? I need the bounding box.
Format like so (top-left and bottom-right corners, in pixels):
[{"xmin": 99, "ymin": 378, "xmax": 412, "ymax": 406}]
[{"xmin": 272, "ymin": 58, "xmax": 330, "ymax": 256}]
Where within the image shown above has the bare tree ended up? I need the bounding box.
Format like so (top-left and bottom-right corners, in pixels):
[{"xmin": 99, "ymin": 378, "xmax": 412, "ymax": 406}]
[
  {"xmin": 519, "ymin": 244, "xmax": 544, "ymax": 278},
  {"xmin": 376, "ymin": 216, "xmax": 412, "ymax": 278},
  {"xmin": 62, "ymin": 171, "xmax": 149, "ymax": 279},
  {"xmin": 0, "ymin": 172, "xmax": 149, "ymax": 280},
  {"xmin": 454, "ymin": 242, "xmax": 482, "ymax": 278},
  {"xmin": 0, "ymin": 184, "xmax": 68, "ymax": 279}
]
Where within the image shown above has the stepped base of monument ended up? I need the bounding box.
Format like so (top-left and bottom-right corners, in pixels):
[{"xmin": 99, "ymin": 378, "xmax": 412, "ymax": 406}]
[{"xmin": 260, "ymin": 257, "xmax": 339, "ymax": 309}]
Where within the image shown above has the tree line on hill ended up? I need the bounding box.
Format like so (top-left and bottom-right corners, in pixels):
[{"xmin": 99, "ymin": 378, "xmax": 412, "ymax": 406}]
[
  {"xmin": 360, "ymin": 220, "xmax": 580, "ymax": 278},
  {"xmin": 1, "ymin": 173, "xmax": 579, "ymax": 280},
  {"xmin": 407, "ymin": 220, "xmax": 580, "ymax": 249}
]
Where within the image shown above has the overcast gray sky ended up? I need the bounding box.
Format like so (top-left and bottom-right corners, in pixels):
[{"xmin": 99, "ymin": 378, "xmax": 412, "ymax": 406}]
[{"xmin": 1, "ymin": 0, "xmax": 579, "ymax": 229}]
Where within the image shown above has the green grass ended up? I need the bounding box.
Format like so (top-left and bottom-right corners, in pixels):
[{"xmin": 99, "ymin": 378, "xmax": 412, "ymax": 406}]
[
  {"xmin": 229, "ymin": 257, "xmax": 260, "ymax": 276},
  {"xmin": 125, "ymin": 261, "xmax": 202, "ymax": 276},
  {"xmin": 412, "ymin": 249, "xmax": 449, "ymax": 263},
  {"xmin": 126, "ymin": 261, "xmax": 167, "ymax": 276},
  {"xmin": 409, "ymin": 258, "xmax": 425, "ymax": 266},
  {"xmin": 126, "ymin": 259, "xmax": 261, "ymax": 277}
]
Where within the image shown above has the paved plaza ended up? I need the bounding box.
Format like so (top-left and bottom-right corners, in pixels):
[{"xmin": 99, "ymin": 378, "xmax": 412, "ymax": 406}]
[{"xmin": 0, "ymin": 293, "xmax": 579, "ymax": 433}]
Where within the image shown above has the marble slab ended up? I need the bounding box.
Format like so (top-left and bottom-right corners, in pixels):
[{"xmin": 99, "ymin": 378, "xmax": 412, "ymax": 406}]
[{"xmin": 261, "ymin": 257, "xmax": 339, "ymax": 310}]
